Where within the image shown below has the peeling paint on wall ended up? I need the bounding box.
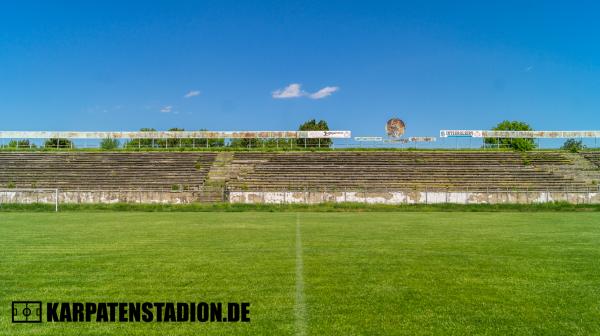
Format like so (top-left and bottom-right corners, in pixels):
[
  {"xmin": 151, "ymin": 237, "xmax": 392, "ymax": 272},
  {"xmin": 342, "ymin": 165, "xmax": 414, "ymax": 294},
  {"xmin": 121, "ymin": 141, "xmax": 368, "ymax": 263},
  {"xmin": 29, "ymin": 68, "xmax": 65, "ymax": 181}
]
[
  {"xmin": 229, "ymin": 191, "xmax": 600, "ymax": 204},
  {"xmin": 1, "ymin": 190, "xmax": 598, "ymax": 205}
]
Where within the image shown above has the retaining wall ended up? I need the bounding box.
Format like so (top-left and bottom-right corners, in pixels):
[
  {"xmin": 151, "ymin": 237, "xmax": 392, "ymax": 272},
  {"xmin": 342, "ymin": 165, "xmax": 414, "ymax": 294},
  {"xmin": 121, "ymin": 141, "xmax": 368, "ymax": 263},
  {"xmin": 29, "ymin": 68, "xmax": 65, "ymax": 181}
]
[
  {"xmin": 0, "ymin": 190, "xmax": 197, "ymax": 204},
  {"xmin": 2, "ymin": 189, "xmax": 599, "ymax": 205},
  {"xmin": 229, "ymin": 190, "xmax": 600, "ymax": 204}
]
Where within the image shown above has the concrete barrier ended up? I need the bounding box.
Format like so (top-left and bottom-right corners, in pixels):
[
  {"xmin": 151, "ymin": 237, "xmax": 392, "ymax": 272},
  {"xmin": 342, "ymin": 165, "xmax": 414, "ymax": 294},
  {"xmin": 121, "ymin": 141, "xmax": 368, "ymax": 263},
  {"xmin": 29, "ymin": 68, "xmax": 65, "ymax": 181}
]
[
  {"xmin": 0, "ymin": 190, "xmax": 197, "ymax": 204},
  {"xmin": 229, "ymin": 190, "xmax": 600, "ymax": 204},
  {"xmin": 1, "ymin": 189, "xmax": 599, "ymax": 205}
]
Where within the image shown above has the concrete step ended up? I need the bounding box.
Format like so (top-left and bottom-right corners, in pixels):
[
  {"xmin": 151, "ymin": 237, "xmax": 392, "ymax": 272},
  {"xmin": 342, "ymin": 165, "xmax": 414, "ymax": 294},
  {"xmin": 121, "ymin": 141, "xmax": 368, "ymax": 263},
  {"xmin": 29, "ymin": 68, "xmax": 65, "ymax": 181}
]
[
  {"xmin": 205, "ymin": 152, "xmax": 238, "ymax": 186},
  {"xmin": 536, "ymin": 153, "xmax": 600, "ymax": 185}
]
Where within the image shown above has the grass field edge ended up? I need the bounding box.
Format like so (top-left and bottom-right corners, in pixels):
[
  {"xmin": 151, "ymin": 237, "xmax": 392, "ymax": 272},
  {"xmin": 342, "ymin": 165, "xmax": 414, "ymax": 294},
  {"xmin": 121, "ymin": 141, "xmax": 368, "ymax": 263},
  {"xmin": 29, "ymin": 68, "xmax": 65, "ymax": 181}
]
[{"xmin": 1, "ymin": 201, "xmax": 600, "ymax": 212}]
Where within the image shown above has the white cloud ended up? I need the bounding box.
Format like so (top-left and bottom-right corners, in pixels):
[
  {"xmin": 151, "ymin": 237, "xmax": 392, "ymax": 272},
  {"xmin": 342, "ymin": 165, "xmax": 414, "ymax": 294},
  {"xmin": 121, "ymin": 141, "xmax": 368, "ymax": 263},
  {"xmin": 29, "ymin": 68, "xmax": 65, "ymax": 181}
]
[
  {"xmin": 272, "ymin": 83, "xmax": 340, "ymax": 100},
  {"xmin": 272, "ymin": 83, "xmax": 305, "ymax": 99},
  {"xmin": 184, "ymin": 90, "xmax": 201, "ymax": 98},
  {"xmin": 160, "ymin": 105, "xmax": 173, "ymax": 113},
  {"xmin": 309, "ymin": 86, "xmax": 340, "ymax": 99}
]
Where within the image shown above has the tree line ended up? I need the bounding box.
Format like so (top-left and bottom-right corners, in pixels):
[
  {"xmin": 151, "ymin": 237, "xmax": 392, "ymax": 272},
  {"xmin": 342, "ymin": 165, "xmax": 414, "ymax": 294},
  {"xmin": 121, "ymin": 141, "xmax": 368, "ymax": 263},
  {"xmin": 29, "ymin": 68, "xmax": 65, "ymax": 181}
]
[
  {"xmin": 1, "ymin": 119, "xmax": 333, "ymax": 149},
  {"xmin": 484, "ymin": 120, "xmax": 586, "ymax": 152},
  {"xmin": 2, "ymin": 119, "xmax": 587, "ymax": 151}
]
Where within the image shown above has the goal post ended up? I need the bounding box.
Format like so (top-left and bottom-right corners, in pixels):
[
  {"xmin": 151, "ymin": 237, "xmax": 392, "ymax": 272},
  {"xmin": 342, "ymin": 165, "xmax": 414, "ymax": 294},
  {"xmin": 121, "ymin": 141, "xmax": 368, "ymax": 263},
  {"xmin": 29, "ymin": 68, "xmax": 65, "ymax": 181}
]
[{"xmin": 0, "ymin": 188, "xmax": 59, "ymax": 212}]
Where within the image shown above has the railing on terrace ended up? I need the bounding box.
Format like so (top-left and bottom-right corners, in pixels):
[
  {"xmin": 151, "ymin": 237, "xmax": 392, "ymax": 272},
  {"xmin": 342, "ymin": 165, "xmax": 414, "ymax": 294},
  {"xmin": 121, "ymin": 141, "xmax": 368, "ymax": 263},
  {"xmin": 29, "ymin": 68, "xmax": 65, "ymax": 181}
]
[{"xmin": 2, "ymin": 138, "xmax": 600, "ymax": 150}]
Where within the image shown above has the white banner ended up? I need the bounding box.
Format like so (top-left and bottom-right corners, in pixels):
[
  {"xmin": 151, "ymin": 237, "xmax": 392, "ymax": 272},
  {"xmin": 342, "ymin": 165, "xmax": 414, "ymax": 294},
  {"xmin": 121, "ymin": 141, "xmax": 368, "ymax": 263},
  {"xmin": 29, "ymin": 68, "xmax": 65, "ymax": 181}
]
[
  {"xmin": 0, "ymin": 130, "xmax": 352, "ymax": 139},
  {"xmin": 354, "ymin": 137, "xmax": 383, "ymax": 141},
  {"xmin": 304, "ymin": 131, "xmax": 352, "ymax": 138},
  {"xmin": 440, "ymin": 130, "xmax": 483, "ymax": 138},
  {"xmin": 440, "ymin": 130, "xmax": 600, "ymax": 138}
]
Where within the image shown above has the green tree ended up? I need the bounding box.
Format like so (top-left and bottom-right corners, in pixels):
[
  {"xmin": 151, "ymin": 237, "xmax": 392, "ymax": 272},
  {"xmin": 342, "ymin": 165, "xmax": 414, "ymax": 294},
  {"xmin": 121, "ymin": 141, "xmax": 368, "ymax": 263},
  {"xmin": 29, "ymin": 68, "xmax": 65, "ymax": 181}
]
[
  {"xmin": 229, "ymin": 138, "xmax": 295, "ymax": 149},
  {"xmin": 125, "ymin": 128, "xmax": 157, "ymax": 148},
  {"xmin": 198, "ymin": 129, "xmax": 225, "ymax": 148},
  {"xmin": 100, "ymin": 138, "xmax": 120, "ymax": 150},
  {"xmin": 6, "ymin": 140, "xmax": 34, "ymax": 149},
  {"xmin": 263, "ymin": 138, "xmax": 293, "ymax": 148},
  {"xmin": 158, "ymin": 128, "xmax": 225, "ymax": 148},
  {"xmin": 157, "ymin": 128, "xmax": 190, "ymax": 148},
  {"xmin": 561, "ymin": 138, "xmax": 585, "ymax": 153},
  {"xmin": 125, "ymin": 128, "xmax": 225, "ymax": 149},
  {"xmin": 297, "ymin": 119, "xmax": 331, "ymax": 148},
  {"xmin": 45, "ymin": 138, "xmax": 74, "ymax": 149},
  {"xmin": 484, "ymin": 120, "xmax": 536, "ymax": 151},
  {"xmin": 229, "ymin": 138, "xmax": 261, "ymax": 148}
]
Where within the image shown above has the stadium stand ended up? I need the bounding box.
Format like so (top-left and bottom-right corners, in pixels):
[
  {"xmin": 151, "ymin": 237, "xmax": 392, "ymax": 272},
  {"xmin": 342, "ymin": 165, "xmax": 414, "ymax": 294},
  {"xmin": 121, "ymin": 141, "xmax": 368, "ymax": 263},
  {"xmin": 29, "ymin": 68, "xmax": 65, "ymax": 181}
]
[
  {"xmin": 0, "ymin": 152, "xmax": 216, "ymax": 190},
  {"xmin": 582, "ymin": 152, "xmax": 600, "ymax": 168},
  {"xmin": 0, "ymin": 151, "xmax": 593, "ymax": 195},
  {"xmin": 227, "ymin": 151, "xmax": 589, "ymax": 191}
]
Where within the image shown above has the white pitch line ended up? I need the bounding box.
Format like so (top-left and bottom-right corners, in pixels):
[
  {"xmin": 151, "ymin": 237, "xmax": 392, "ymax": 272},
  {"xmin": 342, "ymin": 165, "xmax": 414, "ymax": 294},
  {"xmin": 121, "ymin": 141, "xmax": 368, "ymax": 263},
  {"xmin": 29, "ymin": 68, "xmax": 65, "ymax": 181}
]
[{"xmin": 295, "ymin": 213, "xmax": 307, "ymax": 336}]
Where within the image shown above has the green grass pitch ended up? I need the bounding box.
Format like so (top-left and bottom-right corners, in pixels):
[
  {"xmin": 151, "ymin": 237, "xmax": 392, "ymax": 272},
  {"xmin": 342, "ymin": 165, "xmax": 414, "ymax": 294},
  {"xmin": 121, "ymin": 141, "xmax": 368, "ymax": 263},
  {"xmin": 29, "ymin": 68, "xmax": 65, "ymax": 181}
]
[{"xmin": 1, "ymin": 212, "xmax": 600, "ymax": 335}]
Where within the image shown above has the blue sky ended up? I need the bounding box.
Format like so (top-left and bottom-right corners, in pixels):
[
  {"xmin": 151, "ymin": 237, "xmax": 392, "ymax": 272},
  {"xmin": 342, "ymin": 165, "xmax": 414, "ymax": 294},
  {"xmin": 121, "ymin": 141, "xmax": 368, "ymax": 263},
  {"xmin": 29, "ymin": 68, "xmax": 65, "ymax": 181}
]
[{"xmin": 1, "ymin": 1, "xmax": 599, "ymax": 138}]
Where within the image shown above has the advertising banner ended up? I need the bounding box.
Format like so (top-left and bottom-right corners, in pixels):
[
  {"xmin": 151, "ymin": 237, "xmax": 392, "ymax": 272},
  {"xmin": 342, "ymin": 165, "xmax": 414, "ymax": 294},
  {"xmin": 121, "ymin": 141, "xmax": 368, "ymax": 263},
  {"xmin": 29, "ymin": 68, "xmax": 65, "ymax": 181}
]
[{"xmin": 0, "ymin": 130, "xmax": 352, "ymax": 139}]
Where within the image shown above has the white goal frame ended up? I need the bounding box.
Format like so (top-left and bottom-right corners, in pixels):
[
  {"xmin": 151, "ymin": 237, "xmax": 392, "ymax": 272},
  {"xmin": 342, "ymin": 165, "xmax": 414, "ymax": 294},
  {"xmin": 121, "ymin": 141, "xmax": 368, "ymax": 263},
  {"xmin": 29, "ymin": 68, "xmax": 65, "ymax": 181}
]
[{"xmin": 0, "ymin": 188, "xmax": 59, "ymax": 212}]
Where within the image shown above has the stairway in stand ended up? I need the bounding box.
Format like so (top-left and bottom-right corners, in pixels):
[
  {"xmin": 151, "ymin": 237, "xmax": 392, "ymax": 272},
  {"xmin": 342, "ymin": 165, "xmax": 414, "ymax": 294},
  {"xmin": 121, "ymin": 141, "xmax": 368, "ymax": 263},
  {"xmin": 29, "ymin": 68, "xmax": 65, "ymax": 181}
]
[{"xmin": 200, "ymin": 152, "xmax": 236, "ymax": 202}]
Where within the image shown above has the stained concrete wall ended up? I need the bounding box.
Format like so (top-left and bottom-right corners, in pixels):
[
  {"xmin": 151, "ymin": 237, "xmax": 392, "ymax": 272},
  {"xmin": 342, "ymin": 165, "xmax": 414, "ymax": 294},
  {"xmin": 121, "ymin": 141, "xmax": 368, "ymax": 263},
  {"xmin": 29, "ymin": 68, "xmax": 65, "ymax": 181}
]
[
  {"xmin": 229, "ymin": 190, "xmax": 600, "ymax": 204},
  {"xmin": 2, "ymin": 189, "xmax": 599, "ymax": 205},
  {"xmin": 0, "ymin": 190, "xmax": 197, "ymax": 204}
]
